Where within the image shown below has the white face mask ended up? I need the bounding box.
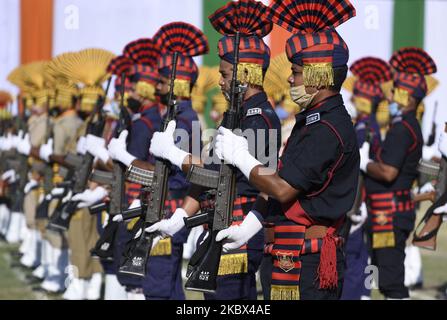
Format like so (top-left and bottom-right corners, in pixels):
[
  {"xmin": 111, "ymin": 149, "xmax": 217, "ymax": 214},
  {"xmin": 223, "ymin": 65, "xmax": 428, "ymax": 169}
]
[
  {"xmin": 388, "ymin": 102, "xmax": 401, "ymax": 117},
  {"xmin": 290, "ymin": 85, "xmax": 318, "ymax": 110}
]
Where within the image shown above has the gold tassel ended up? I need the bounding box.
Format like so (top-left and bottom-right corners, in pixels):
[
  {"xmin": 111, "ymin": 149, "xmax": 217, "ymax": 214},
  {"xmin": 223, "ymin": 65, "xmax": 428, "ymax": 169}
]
[
  {"xmin": 150, "ymin": 238, "xmax": 172, "ymax": 256},
  {"xmin": 136, "ymin": 81, "xmax": 156, "ymax": 101},
  {"xmin": 270, "ymin": 285, "xmax": 300, "ymax": 300},
  {"xmin": 353, "ymin": 96, "xmax": 372, "ymax": 115},
  {"xmin": 376, "ymin": 100, "xmax": 390, "ymax": 129},
  {"xmin": 80, "ymin": 86, "xmax": 104, "ymax": 112},
  {"xmin": 126, "ymin": 217, "xmax": 140, "ymax": 231},
  {"xmin": 237, "ymin": 63, "xmax": 263, "ymax": 87},
  {"xmin": 373, "ymin": 232, "xmax": 395, "ymax": 249},
  {"xmin": 52, "ymin": 164, "xmax": 64, "ymax": 185},
  {"xmin": 303, "ymin": 63, "xmax": 334, "ymax": 88},
  {"xmin": 416, "ymin": 102, "xmax": 425, "ymax": 122},
  {"xmin": 173, "ymin": 79, "xmax": 191, "ymax": 98},
  {"xmin": 393, "ymin": 87, "xmax": 409, "ymax": 107},
  {"xmin": 217, "ymin": 253, "xmax": 248, "ymax": 276}
]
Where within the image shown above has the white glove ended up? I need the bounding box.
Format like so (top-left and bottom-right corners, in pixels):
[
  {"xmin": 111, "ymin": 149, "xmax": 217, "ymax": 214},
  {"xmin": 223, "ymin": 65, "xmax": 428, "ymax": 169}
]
[
  {"xmin": 359, "ymin": 142, "xmax": 372, "ymax": 172},
  {"xmin": 215, "ymin": 127, "xmax": 262, "ymax": 179},
  {"xmin": 86, "ymin": 134, "xmax": 110, "ymax": 163},
  {"xmin": 46, "ymin": 187, "xmax": 65, "ymax": 200},
  {"xmin": 434, "ymin": 203, "xmax": 447, "ymax": 215},
  {"xmin": 24, "ymin": 179, "xmax": 38, "ymax": 194},
  {"xmin": 149, "ymin": 120, "xmax": 190, "ymax": 169},
  {"xmin": 438, "ymin": 131, "xmax": 447, "ymax": 158},
  {"xmin": 1, "ymin": 133, "xmax": 14, "ymax": 151},
  {"xmin": 76, "ymin": 136, "xmax": 88, "ymax": 155},
  {"xmin": 215, "ymin": 211, "xmax": 263, "ymax": 252},
  {"xmin": 113, "ymin": 198, "xmax": 141, "ymax": 222},
  {"xmin": 350, "ymin": 202, "xmax": 368, "ymax": 234},
  {"xmin": 145, "ymin": 207, "xmax": 188, "ymax": 237},
  {"xmin": 39, "ymin": 138, "xmax": 53, "ymax": 162},
  {"xmin": 61, "ymin": 189, "xmax": 73, "ymax": 204},
  {"xmin": 1, "ymin": 169, "xmax": 17, "ymax": 183},
  {"xmin": 11, "ymin": 131, "xmax": 24, "ymax": 149},
  {"xmin": 17, "ymin": 133, "xmax": 32, "ymax": 156},
  {"xmin": 419, "ymin": 182, "xmax": 435, "ymax": 194},
  {"xmin": 422, "ymin": 144, "xmax": 440, "ymax": 162},
  {"xmin": 71, "ymin": 186, "xmax": 108, "ymax": 209},
  {"xmin": 107, "ymin": 130, "xmax": 136, "ymax": 167}
]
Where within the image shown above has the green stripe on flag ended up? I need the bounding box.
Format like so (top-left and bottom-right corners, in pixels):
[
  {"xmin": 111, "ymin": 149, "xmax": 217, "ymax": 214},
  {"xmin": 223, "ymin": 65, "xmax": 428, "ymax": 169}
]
[
  {"xmin": 203, "ymin": 0, "xmax": 228, "ymax": 67},
  {"xmin": 202, "ymin": 0, "xmax": 228, "ymax": 128},
  {"xmin": 393, "ymin": 0, "xmax": 425, "ymax": 51}
]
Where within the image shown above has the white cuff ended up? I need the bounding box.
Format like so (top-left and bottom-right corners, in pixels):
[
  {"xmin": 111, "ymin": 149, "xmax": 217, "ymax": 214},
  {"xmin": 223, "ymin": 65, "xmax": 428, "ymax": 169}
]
[
  {"xmin": 235, "ymin": 152, "xmax": 262, "ymax": 180},
  {"xmin": 360, "ymin": 159, "xmax": 372, "ymax": 172},
  {"xmin": 166, "ymin": 146, "xmax": 190, "ymax": 169},
  {"xmin": 117, "ymin": 151, "xmax": 136, "ymax": 167}
]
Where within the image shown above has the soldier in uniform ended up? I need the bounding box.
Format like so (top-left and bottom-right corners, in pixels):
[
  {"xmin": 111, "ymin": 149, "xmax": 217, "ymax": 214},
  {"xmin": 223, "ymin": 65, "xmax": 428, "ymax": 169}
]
[
  {"xmin": 341, "ymin": 57, "xmax": 392, "ymax": 300},
  {"xmin": 147, "ymin": 0, "xmax": 281, "ymax": 300},
  {"xmin": 359, "ymin": 47, "xmax": 437, "ymax": 299},
  {"xmin": 194, "ymin": 0, "xmax": 359, "ymax": 300},
  {"xmin": 21, "ymin": 55, "xmax": 86, "ymax": 293},
  {"xmin": 54, "ymin": 49, "xmax": 115, "ymax": 300},
  {"xmin": 109, "ymin": 22, "xmax": 209, "ymax": 300}
]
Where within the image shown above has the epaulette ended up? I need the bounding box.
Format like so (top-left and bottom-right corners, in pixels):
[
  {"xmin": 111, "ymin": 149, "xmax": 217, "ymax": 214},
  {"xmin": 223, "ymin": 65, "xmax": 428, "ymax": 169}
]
[
  {"xmin": 306, "ymin": 112, "xmax": 321, "ymax": 126},
  {"xmin": 246, "ymin": 107, "xmax": 262, "ymax": 117}
]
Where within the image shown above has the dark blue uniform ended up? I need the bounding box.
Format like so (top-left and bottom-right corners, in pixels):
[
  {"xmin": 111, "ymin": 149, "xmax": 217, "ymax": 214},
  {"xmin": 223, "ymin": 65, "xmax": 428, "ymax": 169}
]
[
  {"xmin": 341, "ymin": 113, "xmax": 381, "ymax": 300},
  {"xmin": 115, "ymin": 103, "xmax": 161, "ymax": 292},
  {"xmin": 262, "ymin": 94, "xmax": 359, "ymax": 300},
  {"xmin": 199, "ymin": 92, "xmax": 281, "ymax": 300},
  {"xmin": 365, "ymin": 110, "xmax": 422, "ymax": 299},
  {"xmin": 142, "ymin": 99, "xmax": 199, "ymax": 300}
]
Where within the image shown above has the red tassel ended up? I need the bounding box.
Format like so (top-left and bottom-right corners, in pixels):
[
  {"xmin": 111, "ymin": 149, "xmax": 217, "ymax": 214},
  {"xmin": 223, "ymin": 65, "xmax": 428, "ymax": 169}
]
[{"xmin": 317, "ymin": 233, "xmax": 338, "ymax": 290}]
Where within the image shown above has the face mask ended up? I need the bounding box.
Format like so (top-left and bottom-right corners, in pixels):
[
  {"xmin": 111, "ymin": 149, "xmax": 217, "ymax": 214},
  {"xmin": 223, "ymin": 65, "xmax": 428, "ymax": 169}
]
[
  {"xmin": 290, "ymin": 85, "xmax": 318, "ymax": 110},
  {"xmin": 388, "ymin": 102, "xmax": 401, "ymax": 117},
  {"xmin": 126, "ymin": 97, "xmax": 142, "ymax": 113}
]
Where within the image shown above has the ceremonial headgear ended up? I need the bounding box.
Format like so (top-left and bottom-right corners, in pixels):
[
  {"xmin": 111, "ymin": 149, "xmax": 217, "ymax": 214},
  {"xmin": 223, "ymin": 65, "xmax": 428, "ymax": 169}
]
[
  {"xmin": 210, "ymin": 0, "xmax": 272, "ymax": 86},
  {"xmin": 268, "ymin": 0, "xmax": 356, "ymax": 88},
  {"xmin": 153, "ymin": 22, "xmax": 209, "ymax": 98}
]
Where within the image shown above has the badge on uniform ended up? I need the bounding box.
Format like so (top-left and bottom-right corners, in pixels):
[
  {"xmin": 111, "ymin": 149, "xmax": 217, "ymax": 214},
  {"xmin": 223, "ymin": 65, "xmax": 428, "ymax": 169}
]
[
  {"xmin": 246, "ymin": 107, "xmax": 262, "ymax": 117},
  {"xmin": 306, "ymin": 113, "xmax": 320, "ymax": 126},
  {"xmin": 276, "ymin": 251, "xmax": 295, "ymax": 272}
]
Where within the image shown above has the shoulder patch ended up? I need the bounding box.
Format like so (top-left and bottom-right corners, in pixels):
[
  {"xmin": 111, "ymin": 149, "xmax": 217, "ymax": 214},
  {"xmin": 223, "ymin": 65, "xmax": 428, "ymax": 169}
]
[
  {"xmin": 246, "ymin": 108, "xmax": 262, "ymax": 117},
  {"xmin": 356, "ymin": 122, "xmax": 366, "ymax": 131},
  {"xmin": 131, "ymin": 113, "xmax": 141, "ymax": 122},
  {"xmin": 391, "ymin": 116, "xmax": 402, "ymax": 124},
  {"xmin": 306, "ymin": 113, "xmax": 320, "ymax": 126}
]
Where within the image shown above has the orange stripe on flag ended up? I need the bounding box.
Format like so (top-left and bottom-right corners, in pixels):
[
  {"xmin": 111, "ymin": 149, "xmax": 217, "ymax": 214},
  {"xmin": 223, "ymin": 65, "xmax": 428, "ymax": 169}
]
[{"xmin": 21, "ymin": 0, "xmax": 54, "ymax": 64}]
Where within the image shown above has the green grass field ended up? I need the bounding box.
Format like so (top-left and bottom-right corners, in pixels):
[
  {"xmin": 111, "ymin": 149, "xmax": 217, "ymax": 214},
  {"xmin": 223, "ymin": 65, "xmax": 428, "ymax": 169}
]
[{"xmin": 1, "ymin": 201, "xmax": 446, "ymax": 300}]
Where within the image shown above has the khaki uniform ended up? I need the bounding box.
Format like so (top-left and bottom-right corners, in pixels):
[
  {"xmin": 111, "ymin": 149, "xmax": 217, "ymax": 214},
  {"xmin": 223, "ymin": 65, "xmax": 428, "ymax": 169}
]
[
  {"xmin": 66, "ymin": 119, "xmax": 102, "ymax": 278},
  {"xmin": 24, "ymin": 113, "xmax": 48, "ymax": 230},
  {"xmin": 44, "ymin": 109, "xmax": 83, "ymax": 249}
]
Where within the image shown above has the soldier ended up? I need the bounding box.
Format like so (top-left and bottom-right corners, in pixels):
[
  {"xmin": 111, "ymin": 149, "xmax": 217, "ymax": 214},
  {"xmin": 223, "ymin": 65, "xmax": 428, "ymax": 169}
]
[
  {"xmin": 360, "ymin": 47, "xmax": 437, "ymax": 299},
  {"xmin": 17, "ymin": 54, "xmax": 86, "ymax": 293},
  {"xmin": 109, "ymin": 22, "xmax": 209, "ymax": 300},
  {"xmin": 52, "ymin": 49, "xmax": 115, "ymax": 300},
  {"xmin": 341, "ymin": 57, "xmax": 392, "ymax": 300},
  {"xmin": 146, "ymin": 0, "xmax": 281, "ymax": 300},
  {"xmin": 185, "ymin": 0, "xmax": 358, "ymax": 300}
]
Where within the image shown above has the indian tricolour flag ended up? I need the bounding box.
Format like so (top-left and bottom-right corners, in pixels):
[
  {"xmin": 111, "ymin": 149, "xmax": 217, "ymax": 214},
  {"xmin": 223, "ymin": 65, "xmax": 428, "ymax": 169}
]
[{"xmin": 0, "ymin": 0, "xmax": 445, "ymax": 139}]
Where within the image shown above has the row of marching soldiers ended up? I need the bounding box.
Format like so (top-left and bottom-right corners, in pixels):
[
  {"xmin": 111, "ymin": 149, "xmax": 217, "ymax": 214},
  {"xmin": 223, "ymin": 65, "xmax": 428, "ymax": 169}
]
[{"xmin": 0, "ymin": 0, "xmax": 446, "ymax": 300}]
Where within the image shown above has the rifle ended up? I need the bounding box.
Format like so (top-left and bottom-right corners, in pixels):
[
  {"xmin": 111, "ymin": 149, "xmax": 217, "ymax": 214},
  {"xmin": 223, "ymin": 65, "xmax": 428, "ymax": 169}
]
[
  {"xmin": 91, "ymin": 72, "xmax": 131, "ymax": 260},
  {"xmin": 46, "ymin": 78, "xmax": 112, "ymax": 231},
  {"xmin": 413, "ymin": 122, "xmax": 447, "ymax": 250},
  {"xmin": 178, "ymin": 32, "xmax": 244, "ymax": 293},
  {"xmin": 118, "ymin": 52, "xmax": 180, "ymax": 277},
  {"xmin": 426, "ymin": 101, "xmax": 438, "ymax": 147}
]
